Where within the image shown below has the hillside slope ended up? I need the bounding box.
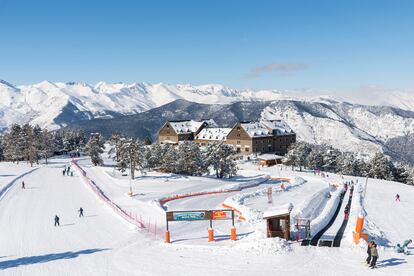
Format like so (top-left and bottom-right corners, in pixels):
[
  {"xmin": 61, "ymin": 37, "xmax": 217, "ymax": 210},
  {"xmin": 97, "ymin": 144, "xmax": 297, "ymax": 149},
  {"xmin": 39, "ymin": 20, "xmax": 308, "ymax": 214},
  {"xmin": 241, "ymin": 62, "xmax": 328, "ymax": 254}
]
[{"xmin": 65, "ymin": 99, "xmax": 414, "ymax": 159}]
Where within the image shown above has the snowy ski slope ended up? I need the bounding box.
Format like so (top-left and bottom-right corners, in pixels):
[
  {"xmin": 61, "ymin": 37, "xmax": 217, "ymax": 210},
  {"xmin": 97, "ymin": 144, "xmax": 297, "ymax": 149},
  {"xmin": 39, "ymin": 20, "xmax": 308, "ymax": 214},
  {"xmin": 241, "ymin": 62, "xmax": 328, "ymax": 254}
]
[{"xmin": 0, "ymin": 157, "xmax": 414, "ymax": 275}]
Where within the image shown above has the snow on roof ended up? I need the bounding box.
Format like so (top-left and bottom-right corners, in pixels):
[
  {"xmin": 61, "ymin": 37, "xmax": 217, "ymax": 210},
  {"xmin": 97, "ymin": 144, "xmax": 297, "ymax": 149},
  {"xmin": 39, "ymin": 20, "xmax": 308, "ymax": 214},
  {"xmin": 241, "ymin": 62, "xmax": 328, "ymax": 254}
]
[
  {"xmin": 169, "ymin": 120, "xmax": 205, "ymax": 134},
  {"xmin": 260, "ymin": 119, "xmax": 294, "ymax": 135},
  {"xmin": 263, "ymin": 203, "xmax": 294, "ymax": 219},
  {"xmin": 195, "ymin": 127, "xmax": 232, "ymax": 141},
  {"xmin": 202, "ymin": 119, "xmax": 219, "ymax": 128},
  {"xmin": 240, "ymin": 122, "xmax": 272, "ymax": 138},
  {"xmin": 258, "ymin": 154, "xmax": 284, "ymax": 161}
]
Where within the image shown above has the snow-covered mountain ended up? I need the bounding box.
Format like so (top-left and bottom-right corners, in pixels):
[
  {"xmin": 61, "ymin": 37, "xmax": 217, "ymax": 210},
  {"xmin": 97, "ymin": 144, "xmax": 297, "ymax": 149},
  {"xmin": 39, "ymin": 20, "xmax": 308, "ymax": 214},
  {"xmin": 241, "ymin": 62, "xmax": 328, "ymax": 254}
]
[
  {"xmin": 2, "ymin": 79, "xmax": 414, "ymax": 132},
  {"xmin": 261, "ymin": 100, "xmax": 414, "ymax": 157},
  {"xmin": 0, "ymin": 79, "xmax": 291, "ymax": 130}
]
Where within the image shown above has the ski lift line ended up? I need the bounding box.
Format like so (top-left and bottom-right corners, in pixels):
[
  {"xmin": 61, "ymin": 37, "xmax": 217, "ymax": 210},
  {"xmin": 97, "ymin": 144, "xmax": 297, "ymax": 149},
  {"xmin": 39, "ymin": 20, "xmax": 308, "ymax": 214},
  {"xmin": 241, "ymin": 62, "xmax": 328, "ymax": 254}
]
[
  {"xmin": 306, "ymin": 189, "xmax": 347, "ymax": 246},
  {"xmin": 332, "ymin": 188, "xmax": 354, "ymax": 247}
]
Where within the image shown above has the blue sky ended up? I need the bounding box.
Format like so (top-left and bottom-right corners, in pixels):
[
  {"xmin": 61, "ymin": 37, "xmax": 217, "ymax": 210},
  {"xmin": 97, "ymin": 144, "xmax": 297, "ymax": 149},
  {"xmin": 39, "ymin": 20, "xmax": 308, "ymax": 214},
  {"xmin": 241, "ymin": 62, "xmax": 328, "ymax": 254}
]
[{"xmin": 0, "ymin": 0, "xmax": 413, "ymax": 92}]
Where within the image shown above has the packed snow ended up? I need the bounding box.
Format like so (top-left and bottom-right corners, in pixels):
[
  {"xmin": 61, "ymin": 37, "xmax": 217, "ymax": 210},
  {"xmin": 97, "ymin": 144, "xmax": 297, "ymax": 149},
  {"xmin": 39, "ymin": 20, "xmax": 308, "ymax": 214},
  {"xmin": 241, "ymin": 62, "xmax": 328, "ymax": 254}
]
[{"xmin": 1, "ymin": 156, "xmax": 414, "ymax": 275}]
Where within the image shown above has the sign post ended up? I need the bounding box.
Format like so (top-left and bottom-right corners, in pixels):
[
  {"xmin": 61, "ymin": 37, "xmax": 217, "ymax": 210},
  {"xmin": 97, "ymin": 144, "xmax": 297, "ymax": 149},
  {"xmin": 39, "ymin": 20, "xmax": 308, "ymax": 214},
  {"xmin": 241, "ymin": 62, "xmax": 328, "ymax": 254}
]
[
  {"xmin": 165, "ymin": 209, "xmax": 236, "ymax": 243},
  {"xmin": 267, "ymin": 187, "xmax": 273, "ymax": 204}
]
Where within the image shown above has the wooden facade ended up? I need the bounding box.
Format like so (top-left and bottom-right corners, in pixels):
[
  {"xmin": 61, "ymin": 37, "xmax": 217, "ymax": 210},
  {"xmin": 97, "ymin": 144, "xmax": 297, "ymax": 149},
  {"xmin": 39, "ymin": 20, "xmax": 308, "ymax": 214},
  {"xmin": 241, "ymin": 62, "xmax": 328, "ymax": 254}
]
[
  {"xmin": 157, "ymin": 120, "xmax": 296, "ymax": 155},
  {"xmin": 264, "ymin": 213, "xmax": 290, "ymax": 240},
  {"xmin": 158, "ymin": 121, "xmax": 207, "ymax": 144},
  {"xmin": 225, "ymin": 122, "xmax": 296, "ymax": 155}
]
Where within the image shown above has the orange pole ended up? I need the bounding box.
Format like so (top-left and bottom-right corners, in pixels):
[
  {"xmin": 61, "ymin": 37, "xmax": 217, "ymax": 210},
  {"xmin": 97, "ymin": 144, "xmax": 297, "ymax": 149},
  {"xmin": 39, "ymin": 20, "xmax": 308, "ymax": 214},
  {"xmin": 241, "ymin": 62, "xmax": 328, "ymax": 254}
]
[
  {"xmin": 208, "ymin": 228, "xmax": 214, "ymax": 242},
  {"xmin": 355, "ymin": 214, "xmax": 364, "ymax": 233},
  {"xmin": 165, "ymin": 230, "xmax": 171, "ymax": 243},
  {"xmin": 230, "ymin": 226, "xmax": 237, "ymax": 241}
]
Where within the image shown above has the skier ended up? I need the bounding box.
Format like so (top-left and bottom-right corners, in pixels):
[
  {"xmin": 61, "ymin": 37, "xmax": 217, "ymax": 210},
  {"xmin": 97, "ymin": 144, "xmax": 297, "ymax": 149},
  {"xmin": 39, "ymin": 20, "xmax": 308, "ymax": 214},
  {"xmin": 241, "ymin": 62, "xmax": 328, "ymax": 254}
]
[
  {"xmin": 62, "ymin": 169, "xmax": 66, "ymax": 176},
  {"xmin": 67, "ymin": 166, "xmax": 71, "ymax": 176},
  {"xmin": 22, "ymin": 181, "xmax": 25, "ymax": 189},
  {"xmin": 366, "ymin": 241, "xmax": 373, "ymax": 265},
  {"xmin": 402, "ymin": 239, "xmax": 412, "ymax": 254},
  {"xmin": 70, "ymin": 171, "xmax": 74, "ymax": 177},
  {"xmin": 395, "ymin": 194, "xmax": 400, "ymax": 202},
  {"xmin": 54, "ymin": 215, "xmax": 60, "ymax": 226},
  {"xmin": 370, "ymin": 242, "xmax": 379, "ymax": 269},
  {"xmin": 78, "ymin": 207, "xmax": 84, "ymax": 217}
]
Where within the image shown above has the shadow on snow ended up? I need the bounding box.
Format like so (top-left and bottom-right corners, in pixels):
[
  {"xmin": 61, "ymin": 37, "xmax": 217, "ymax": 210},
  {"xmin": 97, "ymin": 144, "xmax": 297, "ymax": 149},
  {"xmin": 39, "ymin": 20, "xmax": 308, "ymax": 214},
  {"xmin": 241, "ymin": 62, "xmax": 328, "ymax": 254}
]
[
  {"xmin": 0, "ymin": 248, "xmax": 110, "ymax": 270},
  {"xmin": 377, "ymin": 258, "xmax": 407, "ymax": 267}
]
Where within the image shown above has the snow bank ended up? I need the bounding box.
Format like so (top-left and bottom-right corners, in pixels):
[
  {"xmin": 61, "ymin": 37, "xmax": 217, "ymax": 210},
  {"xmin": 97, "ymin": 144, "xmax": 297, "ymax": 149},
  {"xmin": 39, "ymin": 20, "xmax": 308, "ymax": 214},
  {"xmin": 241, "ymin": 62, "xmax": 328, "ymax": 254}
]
[
  {"xmin": 158, "ymin": 175, "xmax": 271, "ymax": 207},
  {"xmin": 342, "ymin": 182, "xmax": 366, "ymax": 245},
  {"xmin": 290, "ymin": 186, "xmax": 331, "ymax": 229},
  {"xmin": 223, "ymin": 176, "xmax": 305, "ymax": 223},
  {"xmin": 309, "ymin": 186, "xmax": 344, "ymax": 237},
  {"xmin": 229, "ymin": 224, "xmax": 292, "ymax": 255}
]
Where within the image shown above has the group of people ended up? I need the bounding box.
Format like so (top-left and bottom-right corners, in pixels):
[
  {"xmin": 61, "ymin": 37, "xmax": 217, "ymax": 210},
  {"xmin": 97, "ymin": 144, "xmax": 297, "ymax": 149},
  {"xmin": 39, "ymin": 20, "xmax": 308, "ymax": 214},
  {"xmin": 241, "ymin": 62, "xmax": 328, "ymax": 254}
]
[
  {"xmin": 366, "ymin": 241, "xmax": 379, "ymax": 268},
  {"xmin": 342, "ymin": 181, "xmax": 355, "ymax": 220},
  {"xmin": 63, "ymin": 165, "xmax": 74, "ymax": 176},
  {"xmin": 366, "ymin": 239, "xmax": 412, "ymax": 269},
  {"xmin": 54, "ymin": 207, "xmax": 84, "ymax": 226}
]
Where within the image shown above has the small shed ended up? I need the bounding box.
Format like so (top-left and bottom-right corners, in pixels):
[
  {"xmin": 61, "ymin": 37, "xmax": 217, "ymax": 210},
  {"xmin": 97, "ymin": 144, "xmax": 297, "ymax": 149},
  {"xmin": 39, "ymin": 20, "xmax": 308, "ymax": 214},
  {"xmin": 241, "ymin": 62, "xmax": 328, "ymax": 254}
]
[
  {"xmin": 258, "ymin": 154, "xmax": 283, "ymax": 167},
  {"xmin": 263, "ymin": 207, "xmax": 291, "ymax": 240}
]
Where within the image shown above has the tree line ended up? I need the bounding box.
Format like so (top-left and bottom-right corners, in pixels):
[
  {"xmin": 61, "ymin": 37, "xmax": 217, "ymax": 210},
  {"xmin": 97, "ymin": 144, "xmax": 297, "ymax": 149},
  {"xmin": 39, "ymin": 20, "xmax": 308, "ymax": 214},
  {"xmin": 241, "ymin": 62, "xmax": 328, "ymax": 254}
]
[
  {"xmin": 2, "ymin": 124, "xmax": 413, "ymax": 184},
  {"xmin": 86, "ymin": 134, "xmax": 238, "ymax": 179},
  {"xmin": 284, "ymin": 142, "xmax": 414, "ymax": 185},
  {"xmin": 0, "ymin": 124, "xmax": 86, "ymax": 166}
]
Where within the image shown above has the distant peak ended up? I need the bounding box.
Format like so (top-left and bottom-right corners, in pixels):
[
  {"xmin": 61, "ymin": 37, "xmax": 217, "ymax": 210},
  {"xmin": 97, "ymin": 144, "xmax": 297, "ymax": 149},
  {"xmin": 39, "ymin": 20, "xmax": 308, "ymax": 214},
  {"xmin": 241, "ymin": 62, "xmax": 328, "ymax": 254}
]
[{"xmin": 0, "ymin": 79, "xmax": 17, "ymax": 89}]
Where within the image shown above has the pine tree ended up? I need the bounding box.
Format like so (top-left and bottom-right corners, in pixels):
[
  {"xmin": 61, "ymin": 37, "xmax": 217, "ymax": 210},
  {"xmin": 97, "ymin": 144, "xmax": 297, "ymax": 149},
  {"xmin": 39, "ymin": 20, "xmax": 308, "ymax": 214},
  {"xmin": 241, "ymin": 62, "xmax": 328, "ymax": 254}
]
[
  {"xmin": 283, "ymin": 142, "xmax": 312, "ymax": 171},
  {"xmin": 108, "ymin": 134, "xmax": 123, "ymax": 162},
  {"xmin": 206, "ymin": 143, "xmax": 237, "ymax": 178},
  {"xmin": 306, "ymin": 149, "xmax": 324, "ymax": 170},
  {"xmin": 322, "ymin": 147, "xmax": 340, "ymax": 172},
  {"xmin": 4, "ymin": 124, "xmax": 24, "ymax": 162},
  {"xmin": 368, "ymin": 152, "xmax": 394, "ymax": 180},
  {"xmin": 147, "ymin": 143, "xmax": 167, "ymax": 170},
  {"xmin": 160, "ymin": 144, "xmax": 178, "ymax": 173},
  {"xmin": 116, "ymin": 138, "xmax": 146, "ymax": 179},
  {"xmin": 39, "ymin": 129, "xmax": 55, "ymax": 164},
  {"xmin": 85, "ymin": 133, "xmax": 105, "ymax": 166},
  {"xmin": 176, "ymin": 142, "xmax": 207, "ymax": 176}
]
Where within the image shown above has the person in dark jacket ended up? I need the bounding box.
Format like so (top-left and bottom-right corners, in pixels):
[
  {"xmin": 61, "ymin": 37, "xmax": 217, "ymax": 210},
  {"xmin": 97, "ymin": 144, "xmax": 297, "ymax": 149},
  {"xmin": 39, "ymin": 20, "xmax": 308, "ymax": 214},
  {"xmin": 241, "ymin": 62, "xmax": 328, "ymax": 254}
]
[
  {"xmin": 54, "ymin": 215, "xmax": 60, "ymax": 226},
  {"xmin": 366, "ymin": 241, "xmax": 373, "ymax": 265},
  {"xmin": 21, "ymin": 181, "xmax": 25, "ymax": 189},
  {"xmin": 344, "ymin": 205, "xmax": 350, "ymax": 220},
  {"xmin": 370, "ymin": 242, "xmax": 379, "ymax": 268},
  {"xmin": 78, "ymin": 207, "xmax": 84, "ymax": 217}
]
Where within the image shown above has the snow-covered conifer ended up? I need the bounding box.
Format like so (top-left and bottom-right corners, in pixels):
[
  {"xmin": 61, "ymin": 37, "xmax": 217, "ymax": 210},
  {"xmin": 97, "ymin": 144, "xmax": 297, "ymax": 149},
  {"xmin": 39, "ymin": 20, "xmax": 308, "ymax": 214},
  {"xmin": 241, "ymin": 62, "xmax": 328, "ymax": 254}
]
[
  {"xmin": 206, "ymin": 143, "xmax": 237, "ymax": 178},
  {"xmin": 85, "ymin": 133, "xmax": 105, "ymax": 166}
]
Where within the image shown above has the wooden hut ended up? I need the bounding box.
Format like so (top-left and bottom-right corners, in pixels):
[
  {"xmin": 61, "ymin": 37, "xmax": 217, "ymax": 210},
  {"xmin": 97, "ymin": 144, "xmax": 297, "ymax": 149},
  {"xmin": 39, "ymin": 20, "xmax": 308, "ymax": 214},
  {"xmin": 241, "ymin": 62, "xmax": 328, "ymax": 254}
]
[
  {"xmin": 258, "ymin": 154, "xmax": 283, "ymax": 167},
  {"xmin": 263, "ymin": 207, "xmax": 291, "ymax": 240}
]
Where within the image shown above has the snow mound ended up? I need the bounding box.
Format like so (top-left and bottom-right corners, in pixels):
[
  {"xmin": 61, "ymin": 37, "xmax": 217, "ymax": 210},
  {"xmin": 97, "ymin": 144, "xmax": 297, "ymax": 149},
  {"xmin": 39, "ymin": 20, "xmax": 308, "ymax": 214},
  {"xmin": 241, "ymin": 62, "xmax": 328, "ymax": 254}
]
[{"xmin": 231, "ymin": 228, "xmax": 292, "ymax": 255}]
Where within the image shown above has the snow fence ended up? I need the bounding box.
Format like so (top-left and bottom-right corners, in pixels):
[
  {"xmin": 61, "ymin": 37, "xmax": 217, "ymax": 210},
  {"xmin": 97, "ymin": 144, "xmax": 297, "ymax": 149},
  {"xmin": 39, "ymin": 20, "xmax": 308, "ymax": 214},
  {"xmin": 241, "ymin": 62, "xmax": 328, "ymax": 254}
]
[
  {"xmin": 158, "ymin": 175, "xmax": 271, "ymax": 208},
  {"xmin": 72, "ymin": 160, "xmax": 163, "ymax": 239}
]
